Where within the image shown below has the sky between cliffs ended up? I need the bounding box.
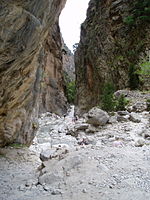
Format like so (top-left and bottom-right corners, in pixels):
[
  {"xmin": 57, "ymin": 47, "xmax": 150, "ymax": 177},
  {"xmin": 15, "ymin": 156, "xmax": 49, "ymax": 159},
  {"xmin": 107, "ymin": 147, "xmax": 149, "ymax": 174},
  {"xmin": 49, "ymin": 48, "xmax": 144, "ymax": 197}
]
[{"xmin": 59, "ymin": 0, "xmax": 90, "ymax": 52}]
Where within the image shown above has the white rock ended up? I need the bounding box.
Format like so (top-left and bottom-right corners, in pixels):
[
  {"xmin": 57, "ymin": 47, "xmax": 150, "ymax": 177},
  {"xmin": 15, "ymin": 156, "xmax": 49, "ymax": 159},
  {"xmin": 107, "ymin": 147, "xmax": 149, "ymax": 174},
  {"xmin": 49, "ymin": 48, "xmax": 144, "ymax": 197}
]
[
  {"xmin": 96, "ymin": 140, "xmax": 102, "ymax": 147},
  {"xmin": 40, "ymin": 149, "xmax": 57, "ymax": 161},
  {"xmin": 86, "ymin": 125, "xmax": 97, "ymax": 133},
  {"xmin": 74, "ymin": 123, "xmax": 89, "ymax": 130},
  {"xmin": 40, "ymin": 146, "xmax": 69, "ymax": 162},
  {"xmin": 129, "ymin": 113, "xmax": 141, "ymax": 123},
  {"xmin": 51, "ymin": 189, "xmax": 62, "ymax": 195},
  {"xmin": 113, "ymin": 140, "xmax": 124, "ymax": 147},
  {"xmin": 39, "ymin": 173, "xmax": 63, "ymax": 185},
  {"xmin": 134, "ymin": 138, "xmax": 145, "ymax": 147},
  {"xmin": 82, "ymin": 189, "xmax": 87, "ymax": 193},
  {"xmin": 109, "ymin": 115, "xmax": 118, "ymax": 124}
]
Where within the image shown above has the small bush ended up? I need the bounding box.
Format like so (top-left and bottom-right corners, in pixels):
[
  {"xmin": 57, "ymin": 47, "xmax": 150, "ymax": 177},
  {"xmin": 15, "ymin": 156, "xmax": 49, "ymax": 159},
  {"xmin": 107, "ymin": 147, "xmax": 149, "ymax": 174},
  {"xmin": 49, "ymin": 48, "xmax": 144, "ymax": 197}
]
[
  {"xmin": 124, "ymin": 16, "xmax": 135, "ymax": 25},
  {"xmin": 101, "ymin": 82, "xmax": 116, "ymax": 112},
  {"xmin": 136, "ymin": 56, "xmax": 150, "ymax": 88},
  {"xmin": 124, "ymin": 0, "xmax": 150, "ymax": 26},
  {"xmin": 101, "ymin": 82, "xmax": 129, "ymax": 112},
  {"xmin": 136, "ymin": 61, "xmax": 150, "ymax": 77},
  {"xmin": 66, "ymin": 81, "xmax": 76, "ymax": 104},
  {"xmin": 115, "ymin": 94, "xmax": 129, "ymax": 111}
]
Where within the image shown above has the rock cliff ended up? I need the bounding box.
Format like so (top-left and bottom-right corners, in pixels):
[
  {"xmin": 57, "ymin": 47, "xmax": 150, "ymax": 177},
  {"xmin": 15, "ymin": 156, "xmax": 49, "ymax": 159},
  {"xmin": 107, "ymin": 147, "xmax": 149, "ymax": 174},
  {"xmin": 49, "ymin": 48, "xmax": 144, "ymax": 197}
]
[
  {"xmin": 0, "ymin": 0, "xmax": 66, "ymax": 147},
  {"xmin": 39, "ymin": 23, "xmax": 68, "ymax": 116},
  {"xmin": 62, "ymin": 42, "xmax": 75, "ymax": 83},
  {"xmin": 75, "ymin": 0, "xmax": 150, "ymax": 113}
]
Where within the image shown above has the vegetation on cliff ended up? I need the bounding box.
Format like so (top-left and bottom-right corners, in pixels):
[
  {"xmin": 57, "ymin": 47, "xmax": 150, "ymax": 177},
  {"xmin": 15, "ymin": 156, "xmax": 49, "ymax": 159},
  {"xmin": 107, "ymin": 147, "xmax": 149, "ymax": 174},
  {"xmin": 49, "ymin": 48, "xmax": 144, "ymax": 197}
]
[
  {"xmin": 124, "ymin": 0, "xmax": 150, "ymax": 25},
  {"xmin": 65, "ymin": 81, "xmax": 76, "ymax": 104},
  {"xmin": 75, "ymin": 0, "xmax": 150, "ymax": 113}
]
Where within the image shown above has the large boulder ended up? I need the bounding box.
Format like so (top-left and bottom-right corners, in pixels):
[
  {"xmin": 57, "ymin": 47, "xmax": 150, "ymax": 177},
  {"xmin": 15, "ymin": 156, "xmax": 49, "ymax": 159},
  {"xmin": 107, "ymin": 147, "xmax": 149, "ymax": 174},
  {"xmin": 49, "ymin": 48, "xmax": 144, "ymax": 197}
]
[{"xmin": 87, "ymin": 107, "xmax": 109, "ymax": 126}]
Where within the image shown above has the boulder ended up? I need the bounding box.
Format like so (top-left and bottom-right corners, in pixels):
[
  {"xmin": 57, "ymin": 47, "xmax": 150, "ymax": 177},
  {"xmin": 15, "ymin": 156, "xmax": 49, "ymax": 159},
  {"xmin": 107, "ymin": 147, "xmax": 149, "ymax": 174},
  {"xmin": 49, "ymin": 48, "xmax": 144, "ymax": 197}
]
[
  {"xmin": 132, "ymin": 102, "xmax": 147, "ymax": 112},
  {"xmin": 39, "ymin": 172, "xmax": 63, "ymax": 185},
  {"xmin": 87, "ymin": 107, "xmax": 109, "ymax": 126},
  {"xmin": 40, "ymin": 147, "xmax": 69, "ymax": 161},
  {"xmin": 40, "ymin": 149, "xmax": 57, "ymax": 161},
  {"xmin": 109, "ymin": 115, "xmax": 118, "ymax": 124},
  {"xmin": 134, "ymin": 138, "xmax": 145, "ymax": 147},
  {"xmin": 86, "ymin": 125, "xmax": 97, "ymax": 133},
  {"xmin": 129, "ymin": 113, "xmax": 141, "ymax": 123},
  {"xmin": 117, "ymin": 115, "xmax": 129, "ymax": 122}
]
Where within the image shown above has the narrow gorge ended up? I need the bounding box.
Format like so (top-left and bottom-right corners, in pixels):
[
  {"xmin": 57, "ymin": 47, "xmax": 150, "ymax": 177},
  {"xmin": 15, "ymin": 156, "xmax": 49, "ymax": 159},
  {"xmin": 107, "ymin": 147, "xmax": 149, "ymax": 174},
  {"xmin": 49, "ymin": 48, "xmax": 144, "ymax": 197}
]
[{"xmin": 0, "ymin": 0, "xmax": 150, "ymax": 200}]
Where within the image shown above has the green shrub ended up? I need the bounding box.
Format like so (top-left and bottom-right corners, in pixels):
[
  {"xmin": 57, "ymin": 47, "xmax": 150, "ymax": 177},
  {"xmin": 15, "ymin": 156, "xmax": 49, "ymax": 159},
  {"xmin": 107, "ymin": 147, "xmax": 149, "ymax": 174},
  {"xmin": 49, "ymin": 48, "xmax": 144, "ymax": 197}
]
[
  {"xmin": 123, "ymin": 16, "xmax": 135, "ymax": 25},
  {"xmin": 66, "ymin": 81, "xmax": 76, "ymax": 104},
  {"xmin": 115, "ymin": 94, "xmax": 129, "ymax": 111},
  {"xmin": 124, "ymin": 0, "xmax": 150, "ymax": 25},
  {"xmin": 101, "ymin": 82, "xmax": 116, "ymax": 112},
  {"xmin": 100, "ymin": 82, "xmax": 129, "ymax": 112},
  {"xmin": 136, "ymin": 57, "xmax": 150, "ymax": 88},
  {"xmin": 136, "ymin": 61, "xmax": 150, "ymax": 77}
]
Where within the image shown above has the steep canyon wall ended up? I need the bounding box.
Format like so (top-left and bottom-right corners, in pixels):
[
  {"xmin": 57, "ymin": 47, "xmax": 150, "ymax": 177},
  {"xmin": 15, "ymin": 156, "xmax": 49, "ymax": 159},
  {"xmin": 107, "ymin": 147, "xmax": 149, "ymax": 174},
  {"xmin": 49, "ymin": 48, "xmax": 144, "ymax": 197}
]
[
  {"xmin": 0, "ymin": 0, "xmax": 67, "ymax": 146},
  {"xmin": 75, "ymin": 0, "xmax": 150, "ymax": 113},
  {"xmin": 39, "ymin": 23, "xmax": 68, "ymax": 116}
]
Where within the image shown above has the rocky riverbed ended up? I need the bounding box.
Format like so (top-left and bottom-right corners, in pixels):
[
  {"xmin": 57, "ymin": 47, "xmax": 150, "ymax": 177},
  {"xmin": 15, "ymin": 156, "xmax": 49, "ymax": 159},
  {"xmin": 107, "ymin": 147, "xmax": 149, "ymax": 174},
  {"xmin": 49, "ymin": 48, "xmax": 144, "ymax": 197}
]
[{"xmin": 0, "ymin": 91, "xmax": 150, "ymax": 200}]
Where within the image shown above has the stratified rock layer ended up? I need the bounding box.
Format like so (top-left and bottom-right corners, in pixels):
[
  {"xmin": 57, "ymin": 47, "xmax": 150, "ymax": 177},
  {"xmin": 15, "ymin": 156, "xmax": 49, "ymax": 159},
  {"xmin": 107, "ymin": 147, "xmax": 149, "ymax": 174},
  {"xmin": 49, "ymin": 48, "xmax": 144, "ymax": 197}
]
[
  {"xmin": 0, "ymin": 0, "xmax": 66, "ymax": 146},
  {"xmin": 75, "ymin": 0, "xmax": 150, "ymax": 113}
]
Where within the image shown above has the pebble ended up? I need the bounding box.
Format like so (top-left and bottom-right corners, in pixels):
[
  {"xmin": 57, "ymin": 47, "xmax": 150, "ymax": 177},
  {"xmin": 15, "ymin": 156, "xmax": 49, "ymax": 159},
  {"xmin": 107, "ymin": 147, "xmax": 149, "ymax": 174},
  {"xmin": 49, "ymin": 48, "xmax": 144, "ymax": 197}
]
[
  {"xmin": 82, "ymin": 189, "xmax": 87, "ymax": 193},
  {"xmin": 43, "ymin": 185, "xmax": 51, "ymax": 191},
  {"xmin": 113, "ymin": 140, "xmax": 124, "ymax": 147},
  {"xmin": 134, "ymin": 138, "xmax": 145, "ymax": 147},
  {"xmin": 51, "ymin": 189, "xmax": 62, "ymax": 195},
  {"xmin": 18, "ymin": 185, "xmax": 26, "ymax": 191}
]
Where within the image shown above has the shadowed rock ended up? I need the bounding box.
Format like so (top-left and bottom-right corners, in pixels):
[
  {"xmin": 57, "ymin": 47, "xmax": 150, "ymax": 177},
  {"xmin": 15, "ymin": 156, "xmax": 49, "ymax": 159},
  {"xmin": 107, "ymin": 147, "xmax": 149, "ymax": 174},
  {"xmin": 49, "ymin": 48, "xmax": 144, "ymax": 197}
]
[{"xmin": 0, "ymin": 0, "xmax": 66, "ymax": 147}]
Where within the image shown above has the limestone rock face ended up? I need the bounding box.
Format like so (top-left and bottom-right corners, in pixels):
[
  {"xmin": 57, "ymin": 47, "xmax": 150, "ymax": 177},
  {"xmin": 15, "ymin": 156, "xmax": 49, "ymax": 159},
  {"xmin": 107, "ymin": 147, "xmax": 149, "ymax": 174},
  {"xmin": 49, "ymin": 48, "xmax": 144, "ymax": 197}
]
[
  {"xmin": 75, "ymin": 0, "xmax": 150, "ymax": 113},
  {"xmin": 62, "ymin": 42, "xmax": 75, "ymax": 82},
  {"xmin": 39, "ymin": 23, "xmax": 68, "ymax": 115},
  {"xmin": 0, "ymin": 0, "xmax": 66, "ymax": 147}
]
